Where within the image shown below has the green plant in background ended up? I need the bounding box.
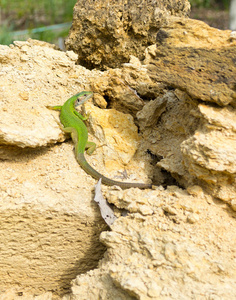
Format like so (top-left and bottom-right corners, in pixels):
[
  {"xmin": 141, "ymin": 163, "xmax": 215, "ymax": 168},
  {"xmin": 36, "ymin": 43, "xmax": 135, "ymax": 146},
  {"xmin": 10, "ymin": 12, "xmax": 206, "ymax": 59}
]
[
  {"xmin": 44, "ymin": 0, "xmax": 56, "ymax": 24},
  {"xmin": 189, "ymin": 0, "xmax": 211, "ymax": 7},
  {"xmin": 0, "ymin": 23, "xmax": 14, "ymax": 45},
  {"xmin": 217, "ymin": 0, "xmax": 230, "ymax": 9},
  {"xmin": 0, "ymin": 0, "xmax": 77, "ymax": 24},
  {"xmin": 189, "ymin": 0, "xmax": 230, "ymax": 9},
  {"xmin": 0, "ymin": 0, "xmax": 77, "ymax": 45},
  {"xmin": 31, "ymin": 27, "xmax": 70, "ymax": 45}
]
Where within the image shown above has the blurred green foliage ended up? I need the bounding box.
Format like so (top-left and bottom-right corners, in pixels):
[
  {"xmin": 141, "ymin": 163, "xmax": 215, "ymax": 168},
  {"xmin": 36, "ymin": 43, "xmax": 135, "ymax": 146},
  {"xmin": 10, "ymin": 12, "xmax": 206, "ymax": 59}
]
[
  {"xmin": 0, "ymin": 23, "xmax": 14, "ymax": 45},
  {"xmin": 0, "ymin": 0, "xmax": 77, "ymax": 45},
  {"xmin": 189, "ymin": 0, "xmax": 230, "ymax": 9},
  {"xmin": 0, "ymin": 0, "xmax": 77, "ymax": 27}
]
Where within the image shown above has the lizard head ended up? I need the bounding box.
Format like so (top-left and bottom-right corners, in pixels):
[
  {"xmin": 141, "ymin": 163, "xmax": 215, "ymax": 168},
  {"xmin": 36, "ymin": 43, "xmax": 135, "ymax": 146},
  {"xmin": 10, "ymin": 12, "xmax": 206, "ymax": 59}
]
[{"xmin": 74, "ymin": 91, "xmax": 93, "ymax": 107}]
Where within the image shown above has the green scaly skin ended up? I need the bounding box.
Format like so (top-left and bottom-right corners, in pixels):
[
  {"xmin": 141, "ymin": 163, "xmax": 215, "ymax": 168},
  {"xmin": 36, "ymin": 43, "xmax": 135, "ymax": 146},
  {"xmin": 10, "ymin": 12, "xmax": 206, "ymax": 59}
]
[{"xmin": 47, "ymin": 91, "xmax": 153, "ymax": 189}]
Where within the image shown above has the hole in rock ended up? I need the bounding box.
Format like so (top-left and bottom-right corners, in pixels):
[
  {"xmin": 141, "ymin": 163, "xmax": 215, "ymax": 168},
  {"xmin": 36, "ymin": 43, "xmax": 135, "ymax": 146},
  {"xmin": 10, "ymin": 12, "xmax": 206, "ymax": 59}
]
[{"xmin": 146, "ymin": 149, "xmax": 182, "ymax": 188}]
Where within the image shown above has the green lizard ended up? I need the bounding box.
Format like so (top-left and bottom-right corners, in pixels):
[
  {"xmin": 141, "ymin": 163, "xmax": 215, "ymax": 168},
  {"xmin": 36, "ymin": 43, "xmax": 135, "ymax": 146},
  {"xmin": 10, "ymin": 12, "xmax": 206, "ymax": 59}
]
[{"xmin": 47, "ymin": 91, "xmax": 153, "ymax": 189}]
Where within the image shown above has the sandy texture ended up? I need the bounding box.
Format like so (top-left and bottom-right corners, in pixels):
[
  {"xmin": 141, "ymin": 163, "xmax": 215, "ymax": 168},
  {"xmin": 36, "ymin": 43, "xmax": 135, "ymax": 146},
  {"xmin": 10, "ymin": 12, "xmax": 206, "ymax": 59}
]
[{"xmin": 0, "ymin": 12, "xmax": 235, "ymax": 300}]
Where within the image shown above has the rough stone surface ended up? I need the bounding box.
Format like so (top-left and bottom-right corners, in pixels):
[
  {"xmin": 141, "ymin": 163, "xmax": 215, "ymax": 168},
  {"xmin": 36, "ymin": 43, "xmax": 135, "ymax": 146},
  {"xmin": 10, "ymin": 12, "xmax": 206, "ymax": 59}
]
[
  {"xmin": 0, "ymin": 39, "xmax": 155, "ymax": 298},
  {"xmin": 0, "ymin": 14, "xmax": 236, "ymax": 300},
  {"xmin": 0, "ymin": 39, "xmax": 93, "ymax": 148},
  {"xmin": 69, "ymin": 186, "xmax": 236, "ymax": 300},
  {"xmin": 0, "ymin": 140, "xmax": 108, "ymax": 296},
  {"xmin": 181, "ymin": 104, "xmax": 236, "ymax": 202},
  {"xmin": 0, "ymin": 290, "xmax": 53, "ymax": 300},
  {"xmin": 147, "ymin": 17, "xmax": 236, "ymax": 107},
  {"xmin": 65, "ymin": 0, "xmax": 190, "ymax": 69},
  {"xmin": 144, "ymin": 17, "xmax": 236, "ymax": 203}
]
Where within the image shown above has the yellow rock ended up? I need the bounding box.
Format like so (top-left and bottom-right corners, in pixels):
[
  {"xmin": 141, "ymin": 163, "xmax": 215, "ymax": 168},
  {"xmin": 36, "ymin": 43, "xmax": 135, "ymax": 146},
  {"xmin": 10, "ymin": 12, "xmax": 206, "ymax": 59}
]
[{"xmin": 84, "ymin": 102, "xmax": 141, "ymax": 172}]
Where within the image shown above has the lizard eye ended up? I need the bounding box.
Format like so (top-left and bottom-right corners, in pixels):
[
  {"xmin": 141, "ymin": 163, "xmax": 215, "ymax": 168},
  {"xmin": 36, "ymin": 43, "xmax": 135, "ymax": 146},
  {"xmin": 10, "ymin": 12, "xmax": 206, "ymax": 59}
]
[{"xmin": 76, "ymin": 96, "xmax": 83, "ymax": 104}]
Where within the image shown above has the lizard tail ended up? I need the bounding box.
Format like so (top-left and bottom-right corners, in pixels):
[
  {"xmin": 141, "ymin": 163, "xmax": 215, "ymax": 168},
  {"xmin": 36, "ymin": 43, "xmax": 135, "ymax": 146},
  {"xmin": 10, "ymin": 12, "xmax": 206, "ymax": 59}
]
[{"xmin": 76, "ymin": 153, "xmax": 153, "ymax": 189}]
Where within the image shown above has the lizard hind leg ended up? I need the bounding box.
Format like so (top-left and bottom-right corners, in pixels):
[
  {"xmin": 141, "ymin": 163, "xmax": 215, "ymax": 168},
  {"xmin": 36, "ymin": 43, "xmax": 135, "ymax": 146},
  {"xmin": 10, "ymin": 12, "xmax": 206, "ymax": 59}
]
[
  {"xmin": 63, "ymin": 127, "xmax": 78, "ymax": 145},
  {"xmin": 85, "ymin": 141, "xmax": 96, "ymax": 155}
]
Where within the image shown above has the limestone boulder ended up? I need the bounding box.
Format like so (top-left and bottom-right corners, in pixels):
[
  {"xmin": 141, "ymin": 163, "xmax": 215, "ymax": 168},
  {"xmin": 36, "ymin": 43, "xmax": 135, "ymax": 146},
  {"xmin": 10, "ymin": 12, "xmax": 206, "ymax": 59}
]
[
  {"xmin": 69, "ymin": 186, "xmax": 236, "ymax": 300},
  {"xmin": 0, "ymin": 40, "xmax": 108, "ymax": 296},
  {"xmin": 0, "ymin": 13, "xmax": 236, "ymax": 300},
  {"xmin": 144, "ymin": 17, "xmax": 236, "ymax": 203},
  {"xmin": 65, "ymin": 0, "xmax": 190, "ymax": 69},
  {"xmin": 147, "ymin": 17, "xmax": 236, "ymax": 106},
  {"xmin": 0, "ymin": 39, "xmax": 155, "ymax": 297},
  {"xmin": 181, "ymin": 105, "xmax": 236, "ymax": 202}
]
